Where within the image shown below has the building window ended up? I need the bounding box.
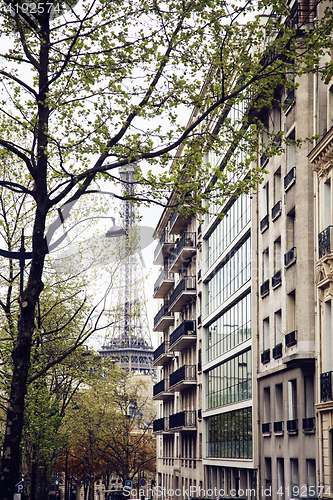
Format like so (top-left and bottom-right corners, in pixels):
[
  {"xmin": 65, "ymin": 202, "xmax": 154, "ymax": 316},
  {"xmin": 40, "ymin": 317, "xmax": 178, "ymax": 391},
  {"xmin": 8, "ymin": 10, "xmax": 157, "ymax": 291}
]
[
  {"xmin": 261, "ymin": 182, "xmax": 269, "ymax": 219},
  {"xmin": 288, "ymin": 379, "xmax": 297, "ymax": 421},
  {"xmin": 207, "ymin": 407, "xmax": 253, "ymax": 459},
  {"xmin": 274, "ymin": 238, "xmax": 281, "ymax": 273},
  {"xmin": 274, "ymin": 169, "xmax": 281, "ymax": 203},
  {"xmin": 277, "ymin": 458, "xmax": 285, "ymax": 500},
  {"xmin": 206, "ymin": 349, "xmax": 252, "ymax": 409},
  {"xmin": 274, "ymin": 310, "xmax": 282, "ymax": 346},
  {"xmin": 324, "ymin": 178, "xmax": 332, "ymax": 229},
  {"xmin": 324, "ymin": 300, "xmax": 332, "ymax": 372},
  {"xmin": 206, "ymin": 237, "xmax": 251, "ymax": 315},
  {"xmin": 265, "ymin": 458, "xmax": 272, "ymax": 499},
  {"xmin": 286, "ymin": 129, "xmax": 296, "ymax": 173},
  {"xmin": 273, "ymin": 105, "xmax": 281, "ymax": 134},
  {"xmin": 263, "ymin": 249, "xmax": 269, "ymax": 282},
  {"xmin": 263, "ymin": 318, "xmax": 270, "ymax": 351},
  {"xmin": 286, "ymin": 209, "xmax": 295, "ymax": 249},
  {"xmin": 206, "ymin": 293, "xmax": 251, "ymax": 362},
  {"xmin": 306, "ymin": 459, "xmax": 316, "ymax": 497},
  {"xmin": 263, "ymin": 387, "xmax": 271, "ymax": 424},
  {"xmin": 304, "ymin": 375, "xmax": 314, "ymax": 420},
  {"xmin": 290, "ymin": 459, "xmax": 299, "ymax": 497},
  {"xmin": 287, "ymin": 290, "xmax": 296, "ymax": 333},
  {"xmin": 275, "ymin": 384, "xmax": 283, "ymax": 422}
]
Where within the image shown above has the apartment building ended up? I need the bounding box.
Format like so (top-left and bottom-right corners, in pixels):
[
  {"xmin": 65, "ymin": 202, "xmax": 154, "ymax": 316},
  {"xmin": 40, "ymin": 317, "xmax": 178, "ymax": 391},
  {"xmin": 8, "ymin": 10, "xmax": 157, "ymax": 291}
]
[
  {"xmin": 152, "ymin": 207, "xmax": 204, "ymax": 495},
  {"xmin": 309, "ymin": 75, "xmax": 333, "ymax": 498},
  {"xmin": 254, "ymin": 56, "xmax": 328, "ymax": 500}
]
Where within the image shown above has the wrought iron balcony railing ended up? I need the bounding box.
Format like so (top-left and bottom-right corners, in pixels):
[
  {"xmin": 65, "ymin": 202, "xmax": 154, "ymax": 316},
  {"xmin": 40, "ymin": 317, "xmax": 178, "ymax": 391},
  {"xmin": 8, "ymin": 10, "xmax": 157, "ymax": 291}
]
[
  {"xmin": 319, "ymin": 226, "xmax": 333, "ymax": 259},
  {"xmin": 285, "ymin": 330, "xmax": 297, "ymax": 348},
  {"xmin": 170, "ymin": 320, "xmax": 196, "ymax": 348},
  {"xmin": 273, "ymin": 421, "xmax": 284, "ymax": 434},
  {"xmin": 272, "ymin": 270, "xmax": 282, "ymax": 288},
  {"xmin": 284, "ymin": 246, "xmax": 296, "ymax": 267},
  {"xmin": 153, "ymin": 379, "xmax": 167, "ymax": 397},
  {"xmin": 320, "ymin": 371, "xmax": 333, "ymax": 402},
  {"xmin": 272, "ymin": 200, "xmax": 282, "ymax": 220},
  {"xmin": 169, "ymin": 365, "xmax": 196, "ymax": 388},
  {"xmin": 260, "ymin": 279, "xmax": 269, "ymax": 297},
  {"xmin": 302, "ymin": 417, "xmax": 315, "ymax": 433},
  {"xmin": 153, "ymin": 417, "xmax": 165, "ymax": 432},
  {"xmin": 169, "ymin": 276, "xmax": 196, "ymax": 306},
  {"xmin": 261, "ymin": 349, "xmax": 270, "ymax": 364},
  {"xmin": 287, "ymin": 419, "xmax": 298, "ymax": 434},
  {"xmin": 273, "ymin": 343, "xmax": 283, "ymax": 359},
  {"xmin": 262, "ymin": 422, "xmax": 271, "ymax": 435},
  {"xmin": 284, "ymin": 166, "xmax": 296, "ymax": 191},
  {"xmin": 260, "ymin": 214, "xmax": 269, "ymax": 232},
  {"xmin": 153, "ymin": 341, "xmax": 170, "ymax": 361},
  {"xmin": 169, "ymin": 410, "xmax": 196, "ymax": 429},
  {"xmin": 153, "ymin": 304, "xmax": 172, "ymax": 328}
]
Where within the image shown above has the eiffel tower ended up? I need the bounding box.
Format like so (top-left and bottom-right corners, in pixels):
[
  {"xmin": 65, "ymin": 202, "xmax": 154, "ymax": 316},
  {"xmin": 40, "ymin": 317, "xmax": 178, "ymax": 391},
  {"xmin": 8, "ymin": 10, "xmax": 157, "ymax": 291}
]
[{"xmin": 98, "ymin": 164, "xmax": 155, "ymax": 377}]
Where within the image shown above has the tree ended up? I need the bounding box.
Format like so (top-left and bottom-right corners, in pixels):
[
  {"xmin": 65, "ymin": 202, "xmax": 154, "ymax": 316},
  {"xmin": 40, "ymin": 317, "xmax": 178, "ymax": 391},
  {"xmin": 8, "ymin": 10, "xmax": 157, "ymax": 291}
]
[
  {"xmin": 59, "ymin": 369, "xmax": 156, "ymax": 500},
  {"xmin": 0, "ymin": 0, "xmax": 333, "ymax": 497}
]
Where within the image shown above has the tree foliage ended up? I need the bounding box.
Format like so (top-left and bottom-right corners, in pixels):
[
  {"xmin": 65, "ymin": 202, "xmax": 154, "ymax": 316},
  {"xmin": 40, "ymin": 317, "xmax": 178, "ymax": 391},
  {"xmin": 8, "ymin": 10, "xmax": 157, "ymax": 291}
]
[
  {"xmin": 58, "ymin": 370, "xmax": 156, "ymax": 500},
  {"xmin": 0, "ymin": 0, "xmax": 333, "ymax": 498}
]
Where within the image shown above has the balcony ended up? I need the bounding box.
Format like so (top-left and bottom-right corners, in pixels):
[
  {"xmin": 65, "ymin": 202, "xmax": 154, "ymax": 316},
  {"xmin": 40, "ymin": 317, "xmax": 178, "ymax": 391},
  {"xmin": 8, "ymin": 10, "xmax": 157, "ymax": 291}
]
[
  {"xmin": 153, "ymin": 267, "xmax": 175, "ymax": 298},
  {"xmin": 285, "ymin": 330, "xmax": 297, "ymax": 348},
  {"xmin": 273, "ymin": 421, "xmax": 284, "ymax": 435},
  {"xmin": 261, "ymin": 349, "xmax": 270, "ymax": 365},
  {"xmin": 169, "ymin": 211, "xmax": 192, "ymax": 235},
  {"xmin": 287, "ymin": 419, "xmax": 298, "ymax": 435},
  {"xmin": 285, "ymin": 1, "xmax": 316, "ymax": 30},
  {"xmin": 320, "ymin": 371, "xmax": 333, "ymax": 402},
  {"xmin": 169, "ymin": 276, "xmax": 196, "ymax": 312},
  {"xmin": 273, "ymin": 343, "xmax": 283, "ymax": 359},
  {"xmin": 284, "ymin": 167, "xmax": 296, "ymax": 191},
  {"xmin": 169, "ymin": 320, "xmax": 196, "ymax": 350},
  {"xmin": 169, "ymin": 232, "xmax": 196, "ymax": 273},
  {"xmin": 284, "ymin": 246, "xmax": 296, "ymax": 267},
  {"xmin": 318, "ymin": 226, "xmax": 333, "ymax": 259},
  {"xmin": 260, "ymin": 279, "xmax": 269, "ymax": 297},
  {"xmin": 153, "ymin": 341, "xmax": 173, "ymax": 366},
  {"xmin": 153, "ymin": 230, "xmax": 176, "ymax": 265},
  {"xmin": 169, "ymin": 365, "xmax": 196, "ymax": 392},
  {"xmin": 260, "ymin": 214, "xmax": 269, "ymax": 233},
  {"xmin": 303, "ymin": 417, "xmax": 315, "ymax": 433},
  {"xmin": 169, "ymin": 410, "xmax": 196, "ymax": 431},
  {"xmin": 271, "ymin": 200, "xmax": 282, "ymax": 221},
  {"xmin": 272, "ymin": 270, "xmax": 282, "ymax": 289},
  {"xmin": 153, "ymin": 379, "xmax": 172, "ymax": 400},
  {"xmin": 262, "ymin": 422, "xmax": 271, "ymax": 436},
  {"xmin": 153, "ymin": 417, "xmax": 165, "ymax": 432},
  {"xmin": 153, "ymin": 304, "xmax": 174, "ymax": 332}
]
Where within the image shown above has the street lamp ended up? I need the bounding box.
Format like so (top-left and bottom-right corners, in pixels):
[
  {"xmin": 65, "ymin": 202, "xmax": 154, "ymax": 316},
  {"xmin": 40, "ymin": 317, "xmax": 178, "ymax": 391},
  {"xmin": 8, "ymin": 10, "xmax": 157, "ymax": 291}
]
[{"xmin": 0, "ymin": 193, "xmax": 125, "ymax": 296}]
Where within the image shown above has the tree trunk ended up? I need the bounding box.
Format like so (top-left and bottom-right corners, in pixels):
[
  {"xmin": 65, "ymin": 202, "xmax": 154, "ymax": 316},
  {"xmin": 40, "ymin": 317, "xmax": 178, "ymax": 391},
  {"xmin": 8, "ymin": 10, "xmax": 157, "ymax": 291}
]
[{"xmin": 0, "ymin": 13, "xmax": 50, "ymax": 498}]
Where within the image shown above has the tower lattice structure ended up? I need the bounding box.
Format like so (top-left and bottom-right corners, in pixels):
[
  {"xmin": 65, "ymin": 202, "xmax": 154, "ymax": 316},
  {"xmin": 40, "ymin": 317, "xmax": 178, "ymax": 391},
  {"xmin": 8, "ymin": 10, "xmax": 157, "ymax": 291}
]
[{"xmin": 99, "ymin": 164, "xmax": 155, "ymax": 376}]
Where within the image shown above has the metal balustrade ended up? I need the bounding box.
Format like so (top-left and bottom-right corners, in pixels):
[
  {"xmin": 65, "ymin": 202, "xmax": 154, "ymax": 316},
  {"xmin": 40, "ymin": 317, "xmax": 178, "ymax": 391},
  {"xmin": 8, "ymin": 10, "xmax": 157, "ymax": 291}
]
[
  {"xmin": 284, "ymin": 167, "xmax": 296, "ymax": 190},
  {"xmin": 153, "ymin": 341, "xmax": 169, "ymax": 361},
  {"xmin": 285, "ymin": 330, "xmax": 297, "ymax": 348},
  {"xmin": 302, "ymin": 417, "xmax": 315, "ymax": 432},
  {"xmin": 261, "ymin": 349, "xmax": 270, "ymax": 364},
  {"xmin": 262, "ymin": 422, "xmax": 271, "ymax": 434},
  {"xmin": 169, "ymin": 276, "xmax": 196, "ymax": 306},
  {"xmin": 319, "ymin": 226, "xmax": 333, "ymax": 259},
  {"xmin": 273, "ymin": 343, "xmax": 282, "ymax": 359},
  {"xmin": 260, "ymin": 279, "xmax": 269, "ymax": 297},
  {"xmin": 272, "ymin": 270, "xmax": 282, "ymax": 288},
  {"xmin": 170, "ymin": 320, "xmax": 196, "ymax": 348},
  {"xmin": 153, "ymin": 304, "xmax": 172, "ymax": 328},
  {"xmin": 284, "ymin": 246, "xmax": 296, "ymax": 267},
  {"xmin": 320, "ymin": 371, "xmax": 333, "ymax": 402},
  {"xmin": 260, "ymin": 214, "xmax": 269, "ymax": 232},
  {"xmin": 287, "ymin": 419, "xmax": 298, "ymax": 434},
  {"xmin": 169, "ymin": 365, "xmax": 196, "ymax": 388},
  {"xmin": 273, "ymin": 421, "xmax": 284, "ymax": 434},
  {"xmin": 169, "ymin": 410, "xmax": 196, "ymax": 429},
  {"xmin": 272, "ymin": 200, "xmax": 282, "ymax": 220}
]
